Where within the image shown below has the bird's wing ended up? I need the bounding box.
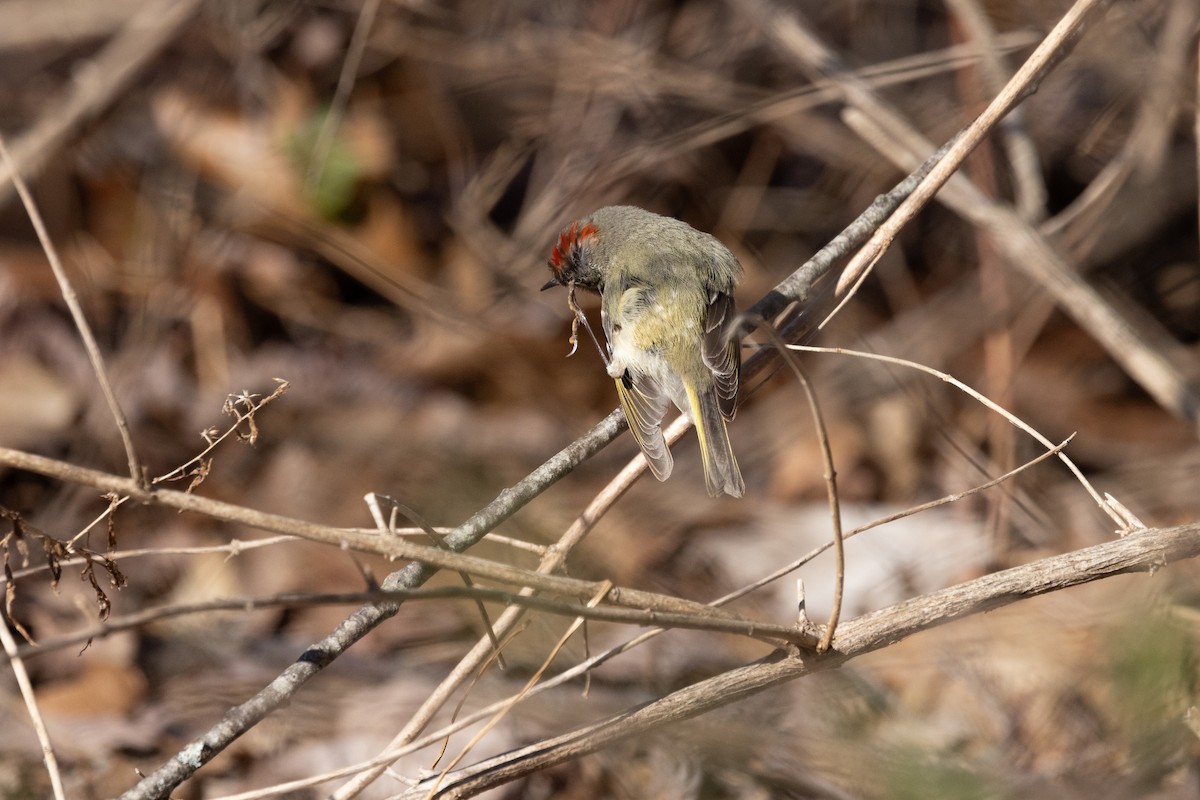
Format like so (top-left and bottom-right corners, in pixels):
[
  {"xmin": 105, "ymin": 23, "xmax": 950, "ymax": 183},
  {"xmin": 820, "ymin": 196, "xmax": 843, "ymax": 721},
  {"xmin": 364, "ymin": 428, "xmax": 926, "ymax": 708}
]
[
  {"xmin": 702, "ymin": 289, "xmax": 740, "ymax": 420},
  {"xmin": 615, "ymin": 371, "xmax": 673, "ymax": 481}
]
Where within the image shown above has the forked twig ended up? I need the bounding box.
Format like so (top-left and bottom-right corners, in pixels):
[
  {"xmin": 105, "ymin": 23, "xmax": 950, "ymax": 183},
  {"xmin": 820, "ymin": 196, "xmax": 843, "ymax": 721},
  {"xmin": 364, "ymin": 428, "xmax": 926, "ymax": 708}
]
[
  {"xmin": 785, "ymin": 344, "xmax": 1132, "ymax": 529},
  {"xmin": 365, "ymin": 494, "xmax": 507, "ymax": 670},
  {"xmin": 424, "ymin": 583, "xmax": 614, "ymax": 799},
  {"xmin": 329, "ymin": 417, "xmax": 690, "ymax": 799},
  {"xmin": 743, "ymin": 315, "xmax": 845, "ymax": 651},
  {"xmin": 153, "ymin": 381, "xmax": 290, "ymax": 486},
  {"xmin": 0, "ymin": 135, "xmax": 144, "ymax": 486},
  {"xmin": 200, "ymin": 436, "xmax": 1073, "ymax": 800}
]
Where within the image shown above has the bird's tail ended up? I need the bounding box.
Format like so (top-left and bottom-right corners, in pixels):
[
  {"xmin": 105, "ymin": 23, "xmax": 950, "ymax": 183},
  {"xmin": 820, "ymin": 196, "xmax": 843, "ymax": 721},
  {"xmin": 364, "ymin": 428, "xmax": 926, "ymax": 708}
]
[{"xmin": 685, "ymin": 381, "xmax": 744, "ymax": 498}]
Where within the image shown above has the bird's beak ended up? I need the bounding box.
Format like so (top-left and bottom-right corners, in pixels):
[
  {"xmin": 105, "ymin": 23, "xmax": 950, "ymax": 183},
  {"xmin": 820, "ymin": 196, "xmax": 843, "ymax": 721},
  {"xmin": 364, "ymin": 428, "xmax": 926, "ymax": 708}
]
[{"xmin": 540, "ymin": 276, "xmax": 561, "ymax": 291}]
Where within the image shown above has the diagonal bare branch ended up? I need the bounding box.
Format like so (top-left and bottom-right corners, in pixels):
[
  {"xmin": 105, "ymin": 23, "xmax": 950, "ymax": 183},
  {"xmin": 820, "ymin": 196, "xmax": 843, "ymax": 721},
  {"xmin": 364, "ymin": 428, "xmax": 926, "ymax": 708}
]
[{"xmin": 399, "ymin": 522, "xmax": 1200, "ymax": 798}]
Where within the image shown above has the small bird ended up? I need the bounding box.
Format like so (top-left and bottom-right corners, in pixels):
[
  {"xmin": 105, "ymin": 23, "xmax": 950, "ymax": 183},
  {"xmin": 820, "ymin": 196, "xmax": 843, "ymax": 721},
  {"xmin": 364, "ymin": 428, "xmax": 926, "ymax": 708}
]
[{"xmin": 542, "ymin": 205, "xmax": 745, "ymax": 497}]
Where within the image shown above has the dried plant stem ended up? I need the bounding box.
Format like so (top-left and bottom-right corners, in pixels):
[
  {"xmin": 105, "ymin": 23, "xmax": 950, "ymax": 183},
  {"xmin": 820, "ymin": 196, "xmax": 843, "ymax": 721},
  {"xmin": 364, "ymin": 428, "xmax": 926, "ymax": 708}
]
[
  {"xmin": 745, "ymin": 317, "xmax": 845, "ymax": 651},
  {"xmin": 1, "ymin": 536, "xmax": 297, "ymax": 586},
  {"xmin": 824, "ymin": 0, "xmax": 1111, "ymax": 293},
  {"xmin": 330, "ymin": 416, "xmax": 692, "ymax": 799},
  {"xmin": 0, "ymin": 135, "xmax": 144, "ymax": 486},
  {"xmin": 0, "ymin": 447, "xmax": 792, "ymax": 632},
  {"xmin": 396, "ymin": 522, "xmax": 1200, "ymax": 798},
  {"xmin": 0, "ymin": 610, "xmax": 66, "ymax": 800},
  {"xmin": 427, "ymin": 583, "xmax": 613, "ymax": 798},
  {"xmin": 789, "ymin": 344, "xmax": 1126, "ymax": 528},
  {"xmin": 15, "ymin": 584, "xmax": 806, "ymax": 662},
  {"xmin": 153, "ymin": 382, "xmax": 289, "ymax": 485}
]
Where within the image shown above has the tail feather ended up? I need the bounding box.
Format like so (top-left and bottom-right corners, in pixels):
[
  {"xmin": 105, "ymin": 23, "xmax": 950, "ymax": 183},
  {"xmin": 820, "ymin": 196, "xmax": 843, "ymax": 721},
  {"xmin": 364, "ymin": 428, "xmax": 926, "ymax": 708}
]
[{"xmin": 685, "ymin": 382, "xmax": 744, "ymax": 498}]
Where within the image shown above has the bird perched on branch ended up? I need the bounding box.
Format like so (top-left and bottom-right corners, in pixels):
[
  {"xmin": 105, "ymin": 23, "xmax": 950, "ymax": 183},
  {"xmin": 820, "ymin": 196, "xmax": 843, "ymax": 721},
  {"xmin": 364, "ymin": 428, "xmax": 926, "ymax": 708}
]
[{"xmin": 543, "ymin": 205, "xmax": 744, "ymax": 497}]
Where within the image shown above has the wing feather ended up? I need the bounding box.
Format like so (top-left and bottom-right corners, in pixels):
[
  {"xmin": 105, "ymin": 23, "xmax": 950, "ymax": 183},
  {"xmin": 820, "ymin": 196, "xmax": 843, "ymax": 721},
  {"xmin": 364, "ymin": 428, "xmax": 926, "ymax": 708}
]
[
  {"xmin": 702, "ymin": 290, "xmax": 740, "ymax": 420},
  {"xmin": 614, "ymin": 371, "xmax": 673, "ymax": 481}
]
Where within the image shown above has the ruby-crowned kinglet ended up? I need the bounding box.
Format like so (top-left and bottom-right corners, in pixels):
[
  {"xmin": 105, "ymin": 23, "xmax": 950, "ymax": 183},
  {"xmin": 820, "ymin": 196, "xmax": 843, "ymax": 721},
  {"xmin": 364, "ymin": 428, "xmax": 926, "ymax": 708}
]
[{"xmin": 542, "ymin": 205, "xmax": 745, "ymax": 497}]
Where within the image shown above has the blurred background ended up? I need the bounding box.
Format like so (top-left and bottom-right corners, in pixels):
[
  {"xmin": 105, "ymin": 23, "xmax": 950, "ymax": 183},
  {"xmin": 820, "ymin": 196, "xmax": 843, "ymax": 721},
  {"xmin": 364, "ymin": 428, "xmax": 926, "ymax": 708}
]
[{"xmin": 0, "ymin": 0, "xmax": 1198, "ymax": 797}]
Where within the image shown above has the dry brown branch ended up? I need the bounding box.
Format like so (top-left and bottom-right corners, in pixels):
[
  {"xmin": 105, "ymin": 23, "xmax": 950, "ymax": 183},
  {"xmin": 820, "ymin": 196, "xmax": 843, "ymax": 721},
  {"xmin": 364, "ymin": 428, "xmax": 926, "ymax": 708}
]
[
  {"xmin": 397, "ymin": 522, "xmax": 1200, "ymax": 798},
  {"xmin": 0, "ymin": 446, "xmax": 809, "ymax": 644},
  {"xmin": 194, "ymin": 434, "xmax": 1076, "ymax": 800},
  {"xmin": 0, "ymin": 136, "xmax": 143, "ymax": 485},
  {"xmin": 0, "ymin": 602, "xmax": 65, "ymax": 800},
  {"xmin": 745, "ymin": 318, "xmax": 845, "ymax": 650},
  {"xmin": 4, "ymin": 2, "xmax": 1190, "ymax": 797},
  {"xmin": 330, "ymin": 415, "xmax": 692, "ymax": 799},
  {"xmin": 751, "ymin": 0, "xmax": 1199, "ymax": 435},
  {"xmin": 13, "ymin": 584, "xmax": 809, "ymax": 662}
]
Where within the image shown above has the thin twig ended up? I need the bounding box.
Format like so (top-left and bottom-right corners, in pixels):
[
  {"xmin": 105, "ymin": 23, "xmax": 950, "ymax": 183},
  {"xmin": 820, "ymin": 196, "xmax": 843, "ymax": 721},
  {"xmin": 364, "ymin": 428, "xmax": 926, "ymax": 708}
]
[
  {"xmin": 426, "ymin": 583, "xmax": 614, "ymax": 799},
  {"xmin": 330, "ymin": 415, "xmax": 693, "ymax": 799},
  {"xmin": 207, "ymin": 437, "xmax": 1073, "ymax": 800},
  {"xmin": 824, "ymin": 0, "xmax": 1111, "ymax": 295},
  {"xmin": 0, "ymin": 607, "xmax": 66, "ymax": 800},
  {"xmin": 66, "ymin": 494, "xmax": 130, "ymax": 548},
  {"xmin": 786, "ymin": 344, "xmax": 1126, "ymax": 527},
  {"xmin": 1, "ymin": 536, "xmax": 296, "ymax": 586},
  {"xmin": 0, "ymin": 135, "xmax": 144, "ymax": 486},
  {"xmin": 744, "ymin": 316, "xmax": 845, "ymax": 651},
  {"xmin": 12, "ymin": 584, "xmax": 806, "ymax": 662},
  {"xmin": 397, "ymin": 522, "xmax": 1200, "ymax": 798}
]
